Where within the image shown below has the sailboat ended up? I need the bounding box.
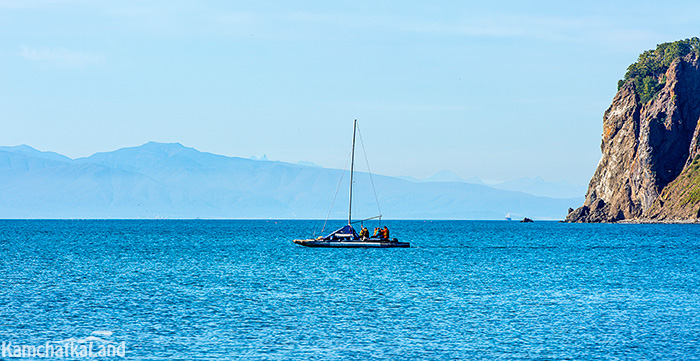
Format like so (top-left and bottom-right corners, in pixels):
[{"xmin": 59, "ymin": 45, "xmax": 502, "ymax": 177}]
[{"xmin": 293, "ymin": 120, "xmax": 410, "ymax": 248}]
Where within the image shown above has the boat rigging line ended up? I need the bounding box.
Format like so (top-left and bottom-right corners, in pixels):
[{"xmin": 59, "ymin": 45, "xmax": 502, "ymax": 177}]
[
  {"xmin": 355, "ymin": 122, "xmax": 382, "ymax": 224},
  {"xmin": 317, "ymin": 144, "xmax": 353, "ymax": 237},
  {"xmin": 318, "ymin": 119, "xmax": 383, "ymax": 236}
]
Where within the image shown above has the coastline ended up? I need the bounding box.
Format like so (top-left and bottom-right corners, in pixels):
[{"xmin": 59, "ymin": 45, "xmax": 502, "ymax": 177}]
[{"xmin": 616, "ymin": 218, "xmax": 700, "ymax": 224}]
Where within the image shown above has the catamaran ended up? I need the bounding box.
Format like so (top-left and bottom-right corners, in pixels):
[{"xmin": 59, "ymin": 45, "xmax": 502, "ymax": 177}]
[{"xmin": 293, "ymin": 120, "xmax": 410, "ymax": 248}]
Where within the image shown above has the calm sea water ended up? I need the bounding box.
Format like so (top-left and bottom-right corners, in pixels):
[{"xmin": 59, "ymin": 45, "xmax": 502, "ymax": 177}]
[{"xmin": 1, "ymin": 220, "xmax": 699, "ymax": 360}]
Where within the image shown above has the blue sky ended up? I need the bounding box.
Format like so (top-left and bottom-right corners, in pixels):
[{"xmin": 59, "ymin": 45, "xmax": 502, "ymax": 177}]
[{"xmin": 2, "ymin": 1, "xmax": 700, "ymax": 184}]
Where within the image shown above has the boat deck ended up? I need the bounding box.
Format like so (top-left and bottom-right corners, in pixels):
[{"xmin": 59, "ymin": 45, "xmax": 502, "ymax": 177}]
[{"xmin": 293, "ymin": 238, "xmax": 410, "ymax": 248}]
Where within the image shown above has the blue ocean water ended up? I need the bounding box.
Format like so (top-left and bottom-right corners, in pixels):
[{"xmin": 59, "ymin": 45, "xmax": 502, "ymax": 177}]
[{"xmin": 1, "ymin": 220, "xmax": 699, "ymax": 360}]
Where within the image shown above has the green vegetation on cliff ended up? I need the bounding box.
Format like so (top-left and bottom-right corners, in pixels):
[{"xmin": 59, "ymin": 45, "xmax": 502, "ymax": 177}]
[
  {"xmin": 645, "ymin": 155, "xmax": 700, "ymax": 220},
  {"xmin": 618, "ymin": 37, "xmax": 700, "ymax": 104},
  {"xmin": 682, "ymin": 156, "xmax": 700, "ymax": 206}
]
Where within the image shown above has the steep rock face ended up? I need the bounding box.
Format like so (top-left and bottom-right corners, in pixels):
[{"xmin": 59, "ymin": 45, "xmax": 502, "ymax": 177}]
[
  {"xmin": 567, "ymin": 53, "xmax": 700, "ymax": 222},
  {"xmin": 645, "ymin": 155, "xmax": 700, "ymax": 220}
]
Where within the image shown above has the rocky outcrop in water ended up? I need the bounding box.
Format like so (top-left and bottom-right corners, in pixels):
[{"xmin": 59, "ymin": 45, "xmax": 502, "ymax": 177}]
[{"xmin": 567, "ymin": 39, "xmax": 700, "ymax": 222}]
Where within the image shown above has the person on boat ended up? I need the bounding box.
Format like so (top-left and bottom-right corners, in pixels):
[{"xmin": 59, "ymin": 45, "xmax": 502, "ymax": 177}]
[
  {"xmin": 381, "ymin": 226, "xmax": 389, "ymax": 240},
  {"xmin": 359, "ymin": 226, "xmax": 369, "ymax": 240},
  {"xmin": 373, "ymin": 227, "xmax": 380, "ymax": 238}
]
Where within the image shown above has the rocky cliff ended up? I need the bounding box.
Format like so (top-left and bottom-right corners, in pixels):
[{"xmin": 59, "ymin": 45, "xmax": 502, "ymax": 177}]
[{"xmin": 567, "ymin": 39, "xmax": 700, "ymax": 222}]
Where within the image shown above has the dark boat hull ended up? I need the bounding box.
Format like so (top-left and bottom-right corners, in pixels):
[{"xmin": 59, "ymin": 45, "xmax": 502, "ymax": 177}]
[{"xmin": 293, "ymin": 239, "xmax": 410, "ymax": 248}]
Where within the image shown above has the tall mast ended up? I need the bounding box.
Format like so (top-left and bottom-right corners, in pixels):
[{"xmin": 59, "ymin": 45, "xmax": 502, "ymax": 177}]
[{"xmin": 348, "ymin": 119, "xmax": 357, "ymax": 225}]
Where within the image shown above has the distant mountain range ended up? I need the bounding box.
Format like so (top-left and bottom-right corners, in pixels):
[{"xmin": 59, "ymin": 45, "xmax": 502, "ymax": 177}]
[
  {"xmin": 0, "ymin": 142, "xmax": 583, "ymax": 219},
  {"xmin": 400, "ymin": 170, "xmax": 586, "ymax": 199}
]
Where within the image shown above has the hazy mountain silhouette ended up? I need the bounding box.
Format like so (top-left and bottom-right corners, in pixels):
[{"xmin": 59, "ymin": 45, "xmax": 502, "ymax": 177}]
[
  {"xmin": 399, "ymin": 170, "xmax": 584, "ymax": 199},
  {"xmin": 0, "ymin": 143, "xmax": 581, "ymax": 219},
  {"xmin": 491, "ymin": 177, "xmax": 587, "ymax": 199}
]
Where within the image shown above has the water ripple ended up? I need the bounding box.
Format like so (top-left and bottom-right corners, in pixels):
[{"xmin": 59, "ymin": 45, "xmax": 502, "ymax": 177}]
[{"xmin": 0, "ymin": 220, "xmax": 699, "ymax": 359}]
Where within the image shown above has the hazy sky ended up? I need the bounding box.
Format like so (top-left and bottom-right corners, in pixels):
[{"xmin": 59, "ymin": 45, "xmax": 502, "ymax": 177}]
[{"xmin": 2, "ymin": 1, "xmax": 700, "ymax": 184}]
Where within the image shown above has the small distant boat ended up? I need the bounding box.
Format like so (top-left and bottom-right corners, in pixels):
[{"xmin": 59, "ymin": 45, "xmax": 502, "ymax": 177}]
[
  {"xmin": 505, "ymin": 213, "xmax": 512, "ymax": 221},
  {"xmin": 293, "ymin": 120, "xmax": 410, "ymax": 248}
]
